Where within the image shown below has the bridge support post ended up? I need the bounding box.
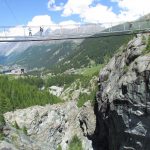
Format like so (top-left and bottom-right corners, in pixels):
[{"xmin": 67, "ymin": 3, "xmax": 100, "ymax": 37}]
[
  {"xmin": 4, "ymin": 28, "xmax": 7, "ymax": 39},
  {"xmin": 23, "ymin": 27, "xmax": 26, "ymax": 39},
  {"xmin": 123, "ymin": 24, "xmax": 126, "ymax": 31}
]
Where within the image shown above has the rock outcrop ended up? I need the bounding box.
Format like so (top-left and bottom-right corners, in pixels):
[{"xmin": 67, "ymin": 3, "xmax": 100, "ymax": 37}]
[
  {"xmin": 1, "ymin": 101, "xmax": 95, "ymax": 150},
  {"xmin": 95, "ymin": 34, "xmax": 150, "ymax": 150}
]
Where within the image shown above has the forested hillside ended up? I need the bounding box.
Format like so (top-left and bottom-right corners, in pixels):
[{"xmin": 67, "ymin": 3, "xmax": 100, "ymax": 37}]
[
  {"xmin": 0, "ymin": 76, "xmax": 61, "ymax": 114},
  {"xmin": 6, "ymin": 41, "xmax": 79, "ymax": 69},
  {"xmin": 53, "ymin": 34, "xmax": 132, "ymax": 73},
  {"xmin": 3, "ymin": 33, "xmax": 132, "ymax": 73}
]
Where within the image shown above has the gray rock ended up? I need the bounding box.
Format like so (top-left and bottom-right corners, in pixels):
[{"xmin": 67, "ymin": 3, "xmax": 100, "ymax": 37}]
[
  {"xmin": 0, "ymin": 141, "xmax": 17, "ymax": 150},
  {"xmin": 78, "ymin": 101, "xmax": 96, "ymax": 137},
  {"xmin": 95, "ymin": 34, "xmax": 150, "ymax": 150},
  {"xmin": 2, "ymin": 101, "xmax": 94, "ymax": 150}
]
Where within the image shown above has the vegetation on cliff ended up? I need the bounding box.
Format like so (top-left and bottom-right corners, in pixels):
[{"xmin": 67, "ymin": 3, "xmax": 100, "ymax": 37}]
[{"xmin": 68, "ymin": 135, "xmax": 83, "ymax": 150}]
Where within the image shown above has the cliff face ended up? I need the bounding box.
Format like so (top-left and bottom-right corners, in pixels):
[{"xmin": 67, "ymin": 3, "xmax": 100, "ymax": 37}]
[
  {"xmin": 1, "ymin": 101, "xmax": 95, "ymax": 150},
  {"xmin": 95, "ymin": 34, "xmax": 150, "ymax": 150}
]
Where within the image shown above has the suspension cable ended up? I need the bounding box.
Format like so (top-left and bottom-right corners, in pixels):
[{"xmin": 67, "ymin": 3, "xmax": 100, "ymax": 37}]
[{"xmin": 3, "ymin": 0, "xmax": 19, "ymax": 25}]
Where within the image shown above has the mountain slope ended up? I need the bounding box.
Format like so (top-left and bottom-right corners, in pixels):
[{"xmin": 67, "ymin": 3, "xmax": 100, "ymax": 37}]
[
  {"xmin": 6, "ymin": 41, "xmax": 80, "ymax": 69},
  {"xmin": 52, "ymin": 34, "xmax": 132, "ymax": 73},
  {"xmin": 3, "ymin": 34, "xmax": 132, "ymax": 72}
]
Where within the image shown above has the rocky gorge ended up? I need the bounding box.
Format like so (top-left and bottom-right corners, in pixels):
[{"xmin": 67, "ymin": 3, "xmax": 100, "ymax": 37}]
[{"xmin": 0, "ymin": 33, "xmax": 150, "ymax": 150}]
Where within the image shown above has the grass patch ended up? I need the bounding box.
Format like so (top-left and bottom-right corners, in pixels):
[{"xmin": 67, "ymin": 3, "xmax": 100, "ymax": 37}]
[
  {"xmin": 145, "ymin": 36, "xmax": 150, "ymax": 53},
  {"xmin": 0, "ymin": 114, "xmax": 5, "ymax": 141},
  {"xmin": 22, "ymin": 126, "xmax": 28, "ymax": 135},
  {"xmin": 142, "ymin": 35, "xmax": 147, "ymax": 45},
  {"xmin": 0, "ymin": 114, "xmax": 5, "ymax": 128},
  {"xmin": 13, "ymin": 122, "xmax": 28, "ymax": 135},
  {"xmin": 0, "ymin": 132, "xmax": 4, "ymax": 140},
  {"xmin": 68, "ymin": 135, "xmax": 83, "ymax": 150},
  {"xmin": 77, "ymin": 93, "xmax": 88, "ymax": 108},
  {"xmin": 81, "ymin": 64, "xmax": 104, "ymax": 77},
  {"xmin": 77, "ymin": 88, "xmax": 97, "ymax": 108},
  {"xmin": 143, "ymin": 35, "xmax": 150, "ymax": 54},
  {"xmin": 57, "ymin": 145, "xmax": 62, "ymax": 150},
  {"xmin": 13, "ymin": 121, "xmax": 20, "ymax": 129},
  {"xmin": 11, "ymin": 134, "xmax": 18, "ymax": 142},
  {"xmin": 123, "ymin": 65, "xmax": 129, "ymax": 74}
]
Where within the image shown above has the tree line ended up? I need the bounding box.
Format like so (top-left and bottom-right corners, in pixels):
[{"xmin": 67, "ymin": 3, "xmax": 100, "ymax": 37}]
[{"xmin": 0, "ymin": 75, "xmax": 62, "ymax": 114}]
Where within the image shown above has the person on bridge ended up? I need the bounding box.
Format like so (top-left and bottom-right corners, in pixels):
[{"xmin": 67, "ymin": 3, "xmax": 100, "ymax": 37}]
[
  {"xmin": 28, "ymin": 28, "xmax": 32, "ymax": 36},
  {"xmin": 129, "ymin": 22, "xmax": 133, "ymax": 30},
  {"xmin": 40, "ymin": 27, "xmax": 43, "ymax": 36}
]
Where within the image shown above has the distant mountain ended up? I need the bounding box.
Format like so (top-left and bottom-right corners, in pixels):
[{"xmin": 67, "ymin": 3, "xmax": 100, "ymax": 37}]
[
  {"xmin": 5, "ymin": 40, "xmax": 81, "ymax": 70},
  {"xmin": 1, "ymin": 14, "xmax": 149, "ymax": 72},
  {"xmin": 0, "ymin": 28, "xmax": 132, "ymax": 72},
  {"xmin": 52, "ymin": 34, "xmax": 132, "ymax": 73},
  {"xmin": 0, "ymin": 56, "xmax": 6, "ymax": 64}
]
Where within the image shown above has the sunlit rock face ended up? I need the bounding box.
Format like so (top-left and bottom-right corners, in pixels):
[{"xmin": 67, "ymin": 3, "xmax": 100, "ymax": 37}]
[
  {"xmin": 2, "ymin": 101, "xmax": 95, "ymax": 150},
  {"xmin": 95, "ymin": 34, "xmax": 150, "ymax": 150}
]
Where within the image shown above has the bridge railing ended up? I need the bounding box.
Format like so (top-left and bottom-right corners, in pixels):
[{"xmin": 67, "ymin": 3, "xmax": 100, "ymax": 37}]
[{"xmin": 0, "ymin": 20, "xmax": 150, "ymax": 40}]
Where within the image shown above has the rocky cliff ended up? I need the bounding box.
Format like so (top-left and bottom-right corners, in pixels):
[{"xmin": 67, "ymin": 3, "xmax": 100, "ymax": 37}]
[
  {"xmin": 1, "ymin": 101, "xmax": 95, "ymax": 150},
  {"xmin": 95, "ymin": 34, "xmax": 150, "ymax": 150}
]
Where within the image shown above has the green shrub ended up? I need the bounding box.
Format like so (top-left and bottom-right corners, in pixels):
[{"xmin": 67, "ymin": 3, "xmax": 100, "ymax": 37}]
[
  {"xmin": 13, "ymin": 121, "xmax": 20, "ymax": 129},
  {"xmin": 77, "ymin": 88, "xmax": 97, "ymax": 108},
  {"xmin": 22, "ymin": 126, "xmax": 28, "ymax": 135},
  {"xmin": 11, "ymin": 135, "xmax": 18, "ymax": 142},
  {"xmin": 143, "ymin": 35, "xmax": 150, "ymax": 54},
  {"xmin": 45, "ymin": 74, "xmax": 82, "ymax": 88},
  {"xmin": 68, "ymin": 135, "xmax": 83, "ymax": 150},
  {"xmin": 77, "ymin": 93, "xmax": 88, "ymax": 108},
  {"xmin": 0, "ymin": 114, "xmax": 5, "ymax": 130},
  {"xmin": 142, "ymin": 35, "xmax": 147, "ymax": 45},
  {"xmin": 0, "ymin": 114, "xmax": 5, "ymax": 141},
  {"xmin": 57, "ymin": 145, "xmax": 62, "ymax": 150},
  {"xmin": 0, "ymin": 132, "xmax": 4, "ymax": 140},
  {"xmin": 123, "ymin": 65, "xmax": 129, "ymax": 74},
  {"xmin": 145, "ymin": 36, "xmax": 150, "ymax": 53}
]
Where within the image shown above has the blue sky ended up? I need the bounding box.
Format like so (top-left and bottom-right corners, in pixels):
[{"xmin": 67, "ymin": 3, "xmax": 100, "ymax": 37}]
[
  {"xmin": 0, "ymin": 0, "xmax": 150, "ymax": 27},
  {"xmin": 0, "ymin": 0, "xmax": 56, "ymax": 26}
]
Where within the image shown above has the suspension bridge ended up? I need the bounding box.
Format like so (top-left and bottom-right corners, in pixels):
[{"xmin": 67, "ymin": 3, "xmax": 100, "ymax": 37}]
[{"xmin": 0, "ymin": 19, "xmax": 150, "ymax": 42}]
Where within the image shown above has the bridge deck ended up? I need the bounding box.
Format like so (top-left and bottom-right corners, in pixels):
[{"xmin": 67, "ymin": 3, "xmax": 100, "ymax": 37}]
[{"xmin": 0, "ymin": 20, "xmax": 150, "ymax": 42}]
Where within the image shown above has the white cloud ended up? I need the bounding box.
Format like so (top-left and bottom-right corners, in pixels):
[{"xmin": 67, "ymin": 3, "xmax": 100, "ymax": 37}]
[
  {"xmin": 59, "ymin": 20, "xmax": 79, "ymax": 29},
  {"xmin": 27, "ymin": 15, "xmax": 54, "ymax": 34},
  {"xmin": 61, "ymin": 0, "xmax": 150, "ymax": 25},
  {"xmin": 50, "ymin": 20, "xmax": 79, "ymax": 31},
  {"xmin": 0, "ymin": 15, "xmax": 54, "ymax": 38},
  {"xmin": 0, "ymin": 15, "xmax": 80, "ymax": 39},
  {"xmin": 0, "ymin": 25, "xmax": 24, "ymax": 37},
  {"xmin": 61, "ymin": 0, "xmax": 121, "ymax": 24},
  {"xmin": 62, "ymin": 0, "xmax": 94, "ymax": 16},
  {"xmin": 27, "ymin": 15, "xmax": 54, "ymax": 26},
  {"xmin": 116, "ymin": 0, "xmax": 150, "ymax": 20},
  {"xmin": 48, "ymin": 0, "xmax": 64, "ymax": 11},
  {"xmin": 80, "ymin": 4, "xmax": 118, "ymax": 23}
]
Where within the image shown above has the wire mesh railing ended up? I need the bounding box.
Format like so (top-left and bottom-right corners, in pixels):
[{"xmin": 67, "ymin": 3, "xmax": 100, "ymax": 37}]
[{"xmin": 0, "ymin": 19, "xmax": 150, "ymax": 41}]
